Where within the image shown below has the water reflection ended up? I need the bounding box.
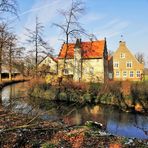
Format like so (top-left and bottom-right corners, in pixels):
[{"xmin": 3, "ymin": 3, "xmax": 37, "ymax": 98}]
[
  {"xmin": 1, "ymin": 82, "xmax": 148, "ymax": 139},
  {"xmin": 0, "ymin": 91, "xmax": 2, "ymax": 107}
]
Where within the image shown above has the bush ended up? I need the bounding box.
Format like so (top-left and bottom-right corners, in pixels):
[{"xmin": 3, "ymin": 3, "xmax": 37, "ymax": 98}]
[
  {"xmin": 131, "ymin": 82, "xmax": 148, "ymax": 110},
  {"xmin": 67, "ymin": 89, "xmax": 80, "ymax": 102},
  {"xmin": 62, "ymin": 80, "xmax": 89, "ymax": 92},
  {"xmin": 42, "ymin": 143, "xmax": 55, "ymax": 148},
  {"xmin": 83, "ymin": 92, "xmax": 92, "ymax": 103},
  {"xmin": 58, "ymin": 92, "xmax": 68, "ymax": 101}
]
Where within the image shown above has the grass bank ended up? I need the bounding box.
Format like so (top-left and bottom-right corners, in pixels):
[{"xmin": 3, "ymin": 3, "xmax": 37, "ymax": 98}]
[{"xmin": 28, "ymin": 78, "xmax": 148, "ymax": 113}]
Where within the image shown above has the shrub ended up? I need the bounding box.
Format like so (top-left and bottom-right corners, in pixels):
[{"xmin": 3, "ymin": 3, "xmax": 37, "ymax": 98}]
[
  {"xmin": 131, "ymin": 82, "xmax": 148, "ymax": 110},
  {"xmin": 62, "ymin": 80, "xmax": 89, "ymax": 92},
  {"xmin": 83, "ymin": 92, "xmax": 92, "ymax": 103},
  {"xmin": 58, "ymin": 92, "xmax": 68, "ymax": 101},
  {"xmin": 42, "ymin": 143, "xmax": 55, "ymax": 148},
  {"xmin": 67, "ymin": 89, "xmax": 80, "ymax": 102}
]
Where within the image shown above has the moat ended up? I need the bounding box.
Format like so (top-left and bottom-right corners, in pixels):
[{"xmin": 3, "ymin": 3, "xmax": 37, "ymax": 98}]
[{"xmin": 1, "ymin": 82, "xmax": 148, "ymax": 139}]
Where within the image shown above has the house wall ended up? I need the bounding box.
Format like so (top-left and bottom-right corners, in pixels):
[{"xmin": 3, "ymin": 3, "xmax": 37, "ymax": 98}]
[
  {"xmin": 38, "ymin": 56, "xmax": 57, "ymax": 74},
  {"xmin": 58, "ymin": 59, "xmax": 74, "ymax": 76},
  {"xmin": 73, "ymin": 47, "xmax": 82, "ymax": 81},
  {"xmin": 113, "ymin": 42, "xmax": 144, "ymax": 81},
  {"xmin": 82, "ymin": 59, "xmax": 104, "ymax": 82},
  {"xmin": 58, "ymin": 58, "xmax": 104, "ymax": 82}
]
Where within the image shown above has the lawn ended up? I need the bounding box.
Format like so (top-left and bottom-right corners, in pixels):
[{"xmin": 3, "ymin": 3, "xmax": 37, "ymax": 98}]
[{"xmin": 144, "ymin": 74, "xmax": 148, "ymax": 81}]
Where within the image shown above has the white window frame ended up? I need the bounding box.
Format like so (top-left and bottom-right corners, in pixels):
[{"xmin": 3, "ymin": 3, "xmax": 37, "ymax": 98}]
[
  {"xmin": 123, "ymin": 71, "xmax": 127, "ymax": 77},
  {"xmin": 136, "ymin": 71, "xmax": 141, "ymax": 78},
  {"xmin": 130, "ymin": 71, "xmax": 134, "ymax": 78},
  {"xmin": 116, "ymin": 71, "xmax": 120, "ymax": 77},
  {"xmin": 114, "ymin": 61, "xmax": 119, "ymax": 68},
  {"xmin": 120, "ymin": 53, "xmax": 125, "ymax": 59},
  {"xmin": 126, "ymin": 61, "xmax": 132, "ymax": 68},
  {"xmin": 63, "ymin": 69, "xmax": 69, "ymax": 75}
]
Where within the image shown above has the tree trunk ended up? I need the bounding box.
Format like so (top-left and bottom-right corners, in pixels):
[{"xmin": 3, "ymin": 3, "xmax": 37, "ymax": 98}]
[
  {"xmin": 9, "ymin": 45, "xmax": 12, "ymax": 81},
  {"xmin": 35, "ymin": 18, "xmax": 38, "ymax": 78},
  {"xmin": 63, "ymin": 33, "xmax": 69, "ymax": 75},
  {"xmin": 0, "ymin": 45, "xmax": 3, "ymax": 82}
]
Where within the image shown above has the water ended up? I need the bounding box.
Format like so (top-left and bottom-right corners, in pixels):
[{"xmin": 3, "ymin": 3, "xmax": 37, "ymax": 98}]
[{"xmin": 1, "ymin": 82, "xmax": 148, "ymax": 139}]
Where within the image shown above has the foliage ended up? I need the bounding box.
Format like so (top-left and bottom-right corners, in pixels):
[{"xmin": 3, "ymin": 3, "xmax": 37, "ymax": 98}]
[
  {"xmin": 62, "ymin": 80, "xmax": 89, "ymax": 92},
  {"xmin": 42, "ymin": 143, "xmax": 55, "ymax": 148},
  {"xmin": 28, "ymin": 78, "xmax": 148, "ymax": 113},
  {"xmin": 131, "ymin": 82, "xmax": 148, "ymax": 111},
  {"xmin": 28, "ymin": 78, "xmax": 51, "ymax": 98},
  {"xmin": 82, "ymin": 92, "xmax": 91, "ymax": 103},
  {"xmin": 58, "ymin": 92, "xmax": 68, "ymax": 101}
]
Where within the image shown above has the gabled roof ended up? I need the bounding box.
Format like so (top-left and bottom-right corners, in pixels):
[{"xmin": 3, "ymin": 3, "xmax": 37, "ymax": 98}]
[
  {"xmin": 58, "ymin": 40, "xmax": 106, "ymax": 59},
  {"xmin": 38, "ymin": 54, "xmax": 57, "ymax": 66},
  {"xmin": 113, "ymin": 41, "xmax": 144, "ymax": 67}
]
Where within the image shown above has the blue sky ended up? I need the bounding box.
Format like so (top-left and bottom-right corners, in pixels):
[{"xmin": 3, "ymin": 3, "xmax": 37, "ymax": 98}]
[{"xmin": 8, "ymin": 0, "xmax": 148, "ymax": 65}]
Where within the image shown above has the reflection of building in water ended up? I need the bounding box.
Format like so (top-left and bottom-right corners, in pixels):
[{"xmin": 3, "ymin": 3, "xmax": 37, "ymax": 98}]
[
  {"xmin": 90, "ymin": 105, "xmax": 106, "ymax": 126},
  {"xmin": 90, "ymin": 106, "xmax": 102, "ymax": 115}
]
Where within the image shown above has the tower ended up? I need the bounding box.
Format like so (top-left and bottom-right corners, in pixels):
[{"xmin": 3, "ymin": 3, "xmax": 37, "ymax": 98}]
[{"xmin": 73, "ymin": 39, "xmax": 82, "ymax": 81}]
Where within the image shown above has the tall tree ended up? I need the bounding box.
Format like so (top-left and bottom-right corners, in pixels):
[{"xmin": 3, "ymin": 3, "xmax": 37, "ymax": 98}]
[
  {"xmin": 26, "ymin": 17, "xmax": 52, "ymax": 77},
  {"xmin": 5, "ymin": 33, "xmax": 17, "ymax": 80},
  {"xmin": 53, "ymin": 0, "xmax": 86, "ymax": 71},
  {"xmin": 0, "ymin": 22, "xmax": 10, "ymax": 81}
]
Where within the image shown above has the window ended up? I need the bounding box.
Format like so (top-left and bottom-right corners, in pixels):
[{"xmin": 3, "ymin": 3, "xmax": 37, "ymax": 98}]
[
  {"xmin": 126, "ymin": 61, "xmax": 132, "ymax": 68},
  {"xmin": 116, "ymin": 71, "xmax": 120, "ymax": 77},
  {"xmin": 63, "ymin": 69, "xmax": 69, "ymax": 75},
  {"xmin": 120, "ymin": 53, "xmax": 125, "ymax": 59},
  {"xmin": 84, "ymin": 68, "xmax": 89, "ymax": 73},
  {"xmin": 114, "ymin": 62, "xmax": 119, "ymax": 68},
  {"xmin": 90, "ymin": 67, "xmax": 94, "ymax": 75},
  {"xmin": 130, "ymin": 71, "xmax": 134, "ymax": 77},
  {"xmin": 123, "ymin": 71, "xmax": 127, "ymax": 77},
  {"xmin": 136, "ymin": 71, "xmax": 141, "ymax": 78}
]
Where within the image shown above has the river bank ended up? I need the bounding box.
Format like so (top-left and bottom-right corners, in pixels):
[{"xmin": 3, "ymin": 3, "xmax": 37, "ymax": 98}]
[
  {"xmin": 0, "ymin": 78, "xmax": 30, "ymax": 89},
  {"xmin": 28, "ymin": 78, "xmax": 148, "ymax": 114},
  {"xmin": 0, "ymin": 108, "xmax": 148, "ymax": 148}
]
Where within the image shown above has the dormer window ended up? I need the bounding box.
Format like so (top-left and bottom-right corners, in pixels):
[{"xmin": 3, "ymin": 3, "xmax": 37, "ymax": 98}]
[{"xmin": 120, "ymin": 53, "xmax": 125, "ymax": 59}]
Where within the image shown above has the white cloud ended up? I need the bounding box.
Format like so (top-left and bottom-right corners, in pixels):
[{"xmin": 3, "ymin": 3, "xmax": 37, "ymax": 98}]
[
  {"xmin": 81, "ymin": 13, "xmax": 106, "ymax": 24},
  {"xmin": 94, "ymin": 19, "xmax": 129, "ymax": 39},
  {"xmin": 16, "ymin": 0, "xmax": 72, "ymax": 49}
]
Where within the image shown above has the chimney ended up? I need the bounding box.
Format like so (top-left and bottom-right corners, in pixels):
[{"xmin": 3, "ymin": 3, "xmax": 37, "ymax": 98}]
[{"xmin": 119, "ymin": 41, "xmax": 126, "ymax": 46}]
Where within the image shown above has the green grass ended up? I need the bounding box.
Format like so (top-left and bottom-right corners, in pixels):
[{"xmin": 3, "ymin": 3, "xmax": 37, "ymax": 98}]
[{"xmin": 144, "ymin": 74, "xmax": 148, "ymax": 81}]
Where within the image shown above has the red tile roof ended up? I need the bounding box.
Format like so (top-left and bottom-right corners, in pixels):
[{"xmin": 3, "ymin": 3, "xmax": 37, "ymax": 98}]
[{"xmin": 58, "ymin": 40, "xmax": 105, "ymax": 59}]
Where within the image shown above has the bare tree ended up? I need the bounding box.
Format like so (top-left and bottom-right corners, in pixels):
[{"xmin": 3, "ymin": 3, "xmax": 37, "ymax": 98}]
[
  {"xmin": 7, "ymin": 34, "xmax": 15, "ymax": 80},
  {"xmin": 0, "ymin": 22, "xmax": 10, "ymax": 81},
  {"xmin": 0, "ymin": 0, "xmax": 18, "ymax": 16},
  {"xmin": 53, "ymin": 0, "xmax": 86, "ymax": 71},
  {"xmin": 3, "ymin": 32, "xmax": 25, "ymax": 80},
  {"xmin": 135, "ymin": 52, "xmax": 144, "ymax": 64},
  {"xmin": 26, "ymin": 17, "xmax": 52, "ymax": 77}
]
